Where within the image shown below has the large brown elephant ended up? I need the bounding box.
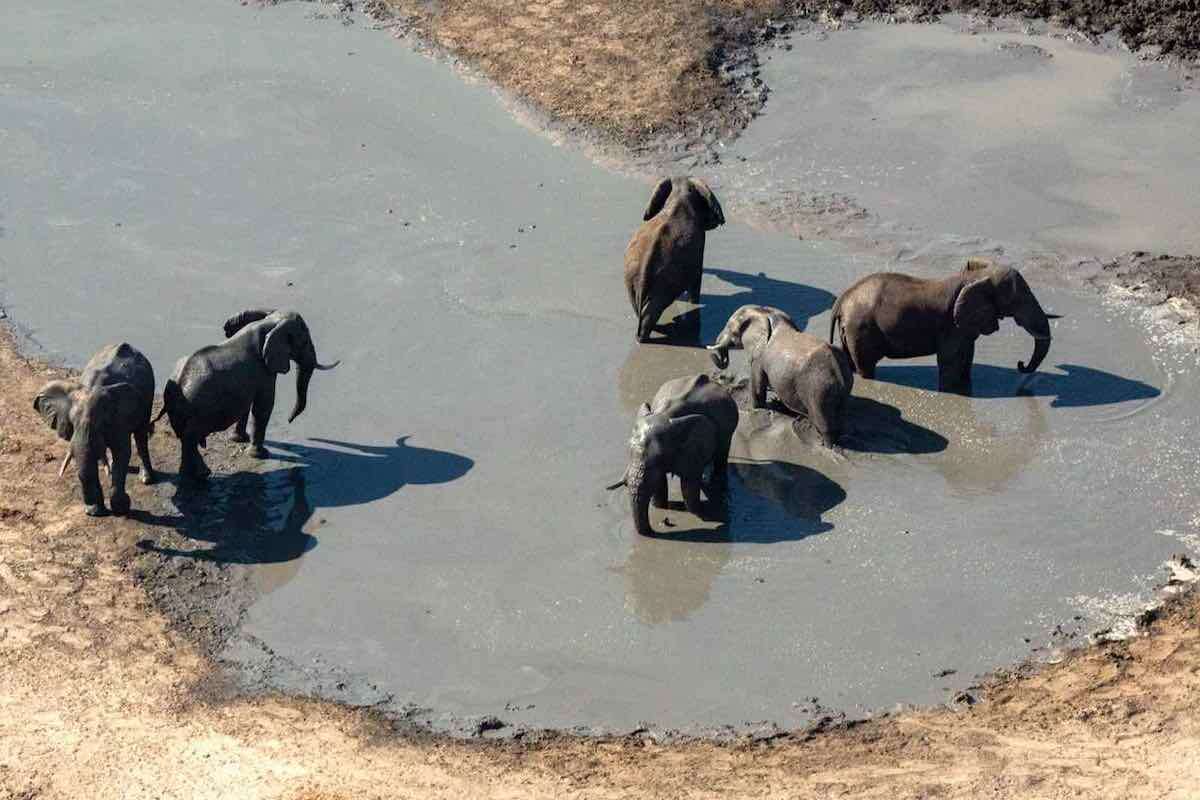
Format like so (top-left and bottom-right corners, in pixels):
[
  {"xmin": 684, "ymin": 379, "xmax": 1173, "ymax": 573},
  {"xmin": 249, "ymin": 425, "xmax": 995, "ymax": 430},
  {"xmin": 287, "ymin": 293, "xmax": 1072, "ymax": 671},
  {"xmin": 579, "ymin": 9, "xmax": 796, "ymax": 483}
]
[
  {"xmin": 708, "ymin": 305, "xmax": 854, "ymax": 446},
  {"xmin": 608, "ymin": 374, "xmax": 739, "ymax": 537},
  {"xmin": 34, "ymin": 343, "xmax": 156, "ymax": 516},
  {"xmin": 623, "ymin": 176, "xmax": 725, "ymax": 342},
  {"xmin": 157, "ymin": 310, "xmax": 339, "ymax": 479},
  {"xmin": 830, "ymin": 259, "xmax": 1053, "ymax": 395}
]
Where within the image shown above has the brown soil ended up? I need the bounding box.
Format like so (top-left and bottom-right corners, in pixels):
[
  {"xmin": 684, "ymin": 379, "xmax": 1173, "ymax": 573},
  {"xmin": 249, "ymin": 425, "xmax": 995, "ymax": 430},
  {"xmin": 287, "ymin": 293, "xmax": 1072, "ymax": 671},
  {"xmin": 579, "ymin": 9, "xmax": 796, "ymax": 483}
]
[
  {"xmin": 368, "ymin": 0, "xmax": 1200, "ymax": 153},
  {"xmin": 1098, "ymin": 251, "xmax": 1200, "ymax": 312},
  {"xmin": 3, "ymin": 327, "xmax": 1200, "ymax": 797}
]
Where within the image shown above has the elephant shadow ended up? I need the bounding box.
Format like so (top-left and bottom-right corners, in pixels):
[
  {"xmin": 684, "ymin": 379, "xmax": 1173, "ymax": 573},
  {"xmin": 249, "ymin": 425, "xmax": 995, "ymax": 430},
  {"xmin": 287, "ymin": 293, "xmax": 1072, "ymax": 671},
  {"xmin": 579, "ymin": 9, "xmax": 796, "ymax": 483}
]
[
  {"xmin": 134, "ymin": 436, "xmax": 473, "ymax": 585},
  {"xmin": 874, "ymin": 363, "xmax": 1160, "ymax": 407},
  {"xmin": 839, "ymin": 395, "xmax": 950, "ymax": 455},
  {"xmin": 645, "ymin": 267, "xmax": 836, "ymax": 345},
  {"xmin": 701, "ymin": 267, "xmax": 837, "ymax": 340}
]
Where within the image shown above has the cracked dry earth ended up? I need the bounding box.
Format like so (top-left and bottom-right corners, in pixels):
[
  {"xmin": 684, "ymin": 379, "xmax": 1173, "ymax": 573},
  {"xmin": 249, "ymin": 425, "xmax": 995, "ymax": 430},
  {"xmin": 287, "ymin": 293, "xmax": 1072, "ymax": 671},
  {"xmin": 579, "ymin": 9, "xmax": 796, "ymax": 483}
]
[{"xmin": 2, "ymin": 330, "xmax": 1200, "ymax": 798}]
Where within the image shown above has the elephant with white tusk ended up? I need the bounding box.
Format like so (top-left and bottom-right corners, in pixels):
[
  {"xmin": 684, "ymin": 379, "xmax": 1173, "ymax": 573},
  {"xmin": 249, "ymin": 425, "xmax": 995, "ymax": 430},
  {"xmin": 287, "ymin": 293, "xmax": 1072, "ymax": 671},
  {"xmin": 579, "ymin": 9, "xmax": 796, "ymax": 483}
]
[
  {"xmin": 34, "ymin": 343, "xmax": 157, "ymax": 516},
  {"xmin": 830, "ymin": 259, "xmax": 1054, "ymax": 395},
  {"xmin": 156, "ymin": 309, "xmax": 340, "ymax": 479},
  {"xmin": 708, "ymin": 305, "xmax": 854, "ymax": 447},
  {"xmin": 608, "ymin": 374, "xmax": 739, "ymax": 537},
  {"xmin": 623, "ymin": 176, "xmax": 725, "ymax": 342}
]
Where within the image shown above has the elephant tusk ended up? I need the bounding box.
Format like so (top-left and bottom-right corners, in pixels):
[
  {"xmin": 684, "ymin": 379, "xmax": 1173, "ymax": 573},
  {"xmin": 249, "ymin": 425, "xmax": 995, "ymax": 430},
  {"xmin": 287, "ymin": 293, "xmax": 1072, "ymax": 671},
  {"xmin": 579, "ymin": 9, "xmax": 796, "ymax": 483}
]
[
  {"xmin": 315, "ymin": 360, "xmax": 341, "ymax": 371},
  {"xmin": 57, "ymin": 450, "xmax": 73, "ymax": 478},
  {"xmin": 605, "ymin": 478, "xmax": 627, "ymax": 491}
]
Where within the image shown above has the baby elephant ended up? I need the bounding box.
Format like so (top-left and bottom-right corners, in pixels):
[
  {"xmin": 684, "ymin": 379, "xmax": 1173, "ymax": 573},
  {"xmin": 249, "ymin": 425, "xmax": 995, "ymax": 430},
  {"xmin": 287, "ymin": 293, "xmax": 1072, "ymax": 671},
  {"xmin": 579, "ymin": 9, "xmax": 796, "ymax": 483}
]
[
  {"xmin": 831, "ymin": 259, "xmax": 1053, "ymax": 394},
  {"xmin": 158, "ymin": 309, "xmax": 339, "ymax": 479},
  {"xmin": 624, "ymin": 176, "xmax": 725, "ymax": 342},
  {"xmin": 609, "ymin": 374, "xmax": 739, "ymax": 536},
  {"xmin": 708, "ymin": 305, "xmax": 854, "ymax": 446},
  {"xmin": 34, "ymin": 343, "xmax": 156, "ymax": 516}
]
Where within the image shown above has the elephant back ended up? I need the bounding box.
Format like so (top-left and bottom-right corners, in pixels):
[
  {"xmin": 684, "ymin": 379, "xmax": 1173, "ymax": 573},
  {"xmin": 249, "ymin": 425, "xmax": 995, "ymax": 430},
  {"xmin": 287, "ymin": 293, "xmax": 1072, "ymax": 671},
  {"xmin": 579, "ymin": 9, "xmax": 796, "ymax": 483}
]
[{"xmin": 81, "ymin": 343, "xmax": 156, "ymax": 413}]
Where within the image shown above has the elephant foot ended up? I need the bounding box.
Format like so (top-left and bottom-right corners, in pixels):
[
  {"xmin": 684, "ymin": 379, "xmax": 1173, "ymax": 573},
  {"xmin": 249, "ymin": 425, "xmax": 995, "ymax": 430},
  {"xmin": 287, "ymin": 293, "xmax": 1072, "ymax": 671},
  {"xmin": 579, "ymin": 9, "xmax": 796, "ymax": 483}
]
[
  {"xmin": 185, "ymin": 461, "xmax": 211, "ymax": 482},
  {"xmin": 140, "ymin": 469, "xmax": 157, "ymax": 486},
  {"xmin": 230, "ymin": 430, "xmax": 250, "ymax": 443},
  {"xmin": 109, "ymin": 493, "xmax": 131, "ymax": 516},
  {"xmin": 84, "ymin": 503, "xmax": 108, "ymax": 517},
  {"xmin": 249, "ymin": 445, "xmax": 270, "ymax": 460}
]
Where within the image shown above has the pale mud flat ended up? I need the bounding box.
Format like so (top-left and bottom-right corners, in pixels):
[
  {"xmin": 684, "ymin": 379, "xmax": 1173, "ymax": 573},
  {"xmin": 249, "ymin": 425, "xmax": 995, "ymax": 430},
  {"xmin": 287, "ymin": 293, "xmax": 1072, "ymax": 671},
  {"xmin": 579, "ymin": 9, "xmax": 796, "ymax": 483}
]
[
  {"xmin": 718, "ymin": 17, "xmax": 1200, "ymax": 264},
  {"xmin": 0, "ymin": 1, "xmax": 1197, "ymax": 736}
]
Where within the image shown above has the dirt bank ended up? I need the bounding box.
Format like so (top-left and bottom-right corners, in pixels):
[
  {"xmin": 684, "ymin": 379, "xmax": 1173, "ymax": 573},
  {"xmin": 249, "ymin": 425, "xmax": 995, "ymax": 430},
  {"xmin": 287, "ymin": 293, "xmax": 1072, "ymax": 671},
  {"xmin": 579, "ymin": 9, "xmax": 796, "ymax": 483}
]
[
  {"xmin": 369, "ymin": 0, "xmax": 1199, "ymax": 153},
  {"xmin": 2, "ymin": 326, "xmax": 1199, "ymax": 797}
]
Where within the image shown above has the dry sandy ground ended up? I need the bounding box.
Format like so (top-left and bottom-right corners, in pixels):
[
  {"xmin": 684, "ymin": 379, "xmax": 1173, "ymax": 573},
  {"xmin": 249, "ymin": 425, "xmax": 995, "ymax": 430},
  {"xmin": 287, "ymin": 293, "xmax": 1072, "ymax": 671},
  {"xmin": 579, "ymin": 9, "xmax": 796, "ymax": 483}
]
[
  {"xmin": 373, "ymin": 0, "xmax": 1200, "ymax": 146},
  {"xmin": 2, "ymin": 329, "xmax": 1200, "ymax": 798}
]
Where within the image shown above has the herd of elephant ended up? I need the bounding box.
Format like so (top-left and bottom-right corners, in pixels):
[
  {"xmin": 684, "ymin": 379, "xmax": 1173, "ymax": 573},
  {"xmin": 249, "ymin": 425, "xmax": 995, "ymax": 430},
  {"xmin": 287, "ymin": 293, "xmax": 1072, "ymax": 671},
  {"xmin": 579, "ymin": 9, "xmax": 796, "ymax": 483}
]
[{"xmin": 33, "ymin": 176, "xmax": 1054, "ymax": 535}]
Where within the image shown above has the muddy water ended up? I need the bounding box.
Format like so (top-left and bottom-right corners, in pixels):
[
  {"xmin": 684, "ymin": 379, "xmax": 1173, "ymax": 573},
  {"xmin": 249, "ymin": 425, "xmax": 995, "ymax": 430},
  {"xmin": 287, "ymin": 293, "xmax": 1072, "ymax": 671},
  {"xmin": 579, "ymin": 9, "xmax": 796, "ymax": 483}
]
[
  {"xmin": 2, "ymin": 2, "xmax": 1198, "ymax": 735},
  {"xmin": 718, "ymin": 18, "xmax": 1200, "ymax": 263}
]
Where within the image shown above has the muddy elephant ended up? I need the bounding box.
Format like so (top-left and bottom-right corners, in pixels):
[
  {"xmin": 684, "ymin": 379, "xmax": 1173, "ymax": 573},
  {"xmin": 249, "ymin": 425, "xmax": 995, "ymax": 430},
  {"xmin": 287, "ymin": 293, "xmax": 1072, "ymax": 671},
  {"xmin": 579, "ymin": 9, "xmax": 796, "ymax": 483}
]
[
  {"xmin": 623, "ymin": 176, "xmax": 725, "ymax": 342},
  {"xmin": 708, "ymin": 305, "xmax": 854, "ymax": 446},
  {"xmin": 34, "ymin": 343, "xmax": 156, "ymax": 516},
  {"xmin": 830, "ymin": 259, "xmax": 1053, "ymax": 394},
  {"xmin": 608, "ymin": 374, "xmax": 739, "ymax": 537},
  {"xmin": 157, "ymin": 309, "xmax": 339, "ymax": 479}
]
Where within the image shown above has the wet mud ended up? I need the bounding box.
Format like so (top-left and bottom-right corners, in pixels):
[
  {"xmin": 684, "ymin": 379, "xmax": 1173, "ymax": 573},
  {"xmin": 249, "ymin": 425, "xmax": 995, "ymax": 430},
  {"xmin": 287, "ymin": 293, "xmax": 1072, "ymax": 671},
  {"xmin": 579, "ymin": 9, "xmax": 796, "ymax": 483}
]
[{"xmin": 2, "ymin": 0, "xmax": 1199, "ymax": 738}]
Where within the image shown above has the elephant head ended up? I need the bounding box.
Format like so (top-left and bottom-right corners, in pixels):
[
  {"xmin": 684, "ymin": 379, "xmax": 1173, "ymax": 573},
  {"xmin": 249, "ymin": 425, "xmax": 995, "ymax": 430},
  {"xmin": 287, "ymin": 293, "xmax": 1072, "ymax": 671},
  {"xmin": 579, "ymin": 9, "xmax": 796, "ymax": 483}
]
[
  {"xmin": 256, "ymin": 311, "xmax": 340, "ymax": 423},
  {"xmin": 953, "ymin": 260, "xmax": 1053, "ymax": 375},
  {"xmin": 643, "ymin": 176, "xmax": 725, "ymax": 231},
  {"xmin": 34, "ymin": 379, "xmax": 139, "ymax": 514},
  {"xmin": 620, "ymin": 405, "xmax": 717, "ymax": 537},
  {"xmin": 707, "ymin": 305, "xmax": 793, "ymax": 369}
]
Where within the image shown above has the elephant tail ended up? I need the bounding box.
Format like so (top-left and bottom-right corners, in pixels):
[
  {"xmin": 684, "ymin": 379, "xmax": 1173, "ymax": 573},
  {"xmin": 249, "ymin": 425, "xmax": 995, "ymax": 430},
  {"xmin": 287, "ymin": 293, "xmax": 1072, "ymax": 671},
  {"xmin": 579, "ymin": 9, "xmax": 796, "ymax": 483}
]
[
  {"xmin": 156, "ymin": 379, "xmax": 184, "ymax": 439},
  {"xmin": 605, "ymin": 470, "xmax": 628, "ymax": 491}
]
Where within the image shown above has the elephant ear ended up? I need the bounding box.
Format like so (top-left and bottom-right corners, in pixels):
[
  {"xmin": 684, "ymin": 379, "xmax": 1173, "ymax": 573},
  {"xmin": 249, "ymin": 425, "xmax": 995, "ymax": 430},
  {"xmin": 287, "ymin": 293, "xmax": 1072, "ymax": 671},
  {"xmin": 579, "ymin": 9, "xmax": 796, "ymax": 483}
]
[
  {"xmin": 33, "ymin": 380, "xmax": 80, "ymax": 441},
  {"xmin": 688, "ymin": 178, "xmax": 725, "ymax": 230},
  {"xmin": 224, "ymin": 308, "xmax": 275, "ymax": 338},
  {"xmin": 668, "ymin": 414, "xmax": 717, "ymax": 472},
  {"xmin": 953, "ymin": 277, "xmax": 1000, "ymax": 337},
  {"xmin": 262, "ymin": 316, "xmax": 297, "ymax": 375},
  {"xmin": 642, "ymin": 178, "xmax": 673, "ymax": 221}
]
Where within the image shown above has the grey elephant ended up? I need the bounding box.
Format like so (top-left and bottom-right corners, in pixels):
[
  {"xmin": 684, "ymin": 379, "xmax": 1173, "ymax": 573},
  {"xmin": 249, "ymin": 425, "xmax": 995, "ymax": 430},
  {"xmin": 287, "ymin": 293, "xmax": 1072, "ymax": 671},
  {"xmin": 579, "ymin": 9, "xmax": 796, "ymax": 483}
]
[
  {"xmin": 623, "ymin": 176, "xmax": 725, "ymax": 342},
  {"xmin": 830, "ymin": 259, "xmax": 1053, "ymax": 394},
  {"xmin": 708, "ymin": 305, "xmax": 853, "ymax": 446},
  {"xmin": 157, "ymin": 309, "xmax": 339, "ymax": 479},
  {"xmin": 608, "ymin": 374, "xmax": 739, "ymax": 537},
  {"xmin": 34, "ymin": 343, "xmax": 156, "ymax": 516}
]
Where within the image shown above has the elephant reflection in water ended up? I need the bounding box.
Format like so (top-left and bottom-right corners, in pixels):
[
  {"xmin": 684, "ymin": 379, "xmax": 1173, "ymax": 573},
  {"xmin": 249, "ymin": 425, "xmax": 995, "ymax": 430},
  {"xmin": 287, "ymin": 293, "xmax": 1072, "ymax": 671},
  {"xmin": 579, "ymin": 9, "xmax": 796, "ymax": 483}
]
[
  {"xmin": 851, "ymin": 379, "xmax": 1048, "ymax": 495},
  {"xmin": 139, "ymin": 464, "xmax": 317, "ymax": 596},
  {"xmin": 618, "ymin": 419, "xmax": 845, "ymax": 624}
]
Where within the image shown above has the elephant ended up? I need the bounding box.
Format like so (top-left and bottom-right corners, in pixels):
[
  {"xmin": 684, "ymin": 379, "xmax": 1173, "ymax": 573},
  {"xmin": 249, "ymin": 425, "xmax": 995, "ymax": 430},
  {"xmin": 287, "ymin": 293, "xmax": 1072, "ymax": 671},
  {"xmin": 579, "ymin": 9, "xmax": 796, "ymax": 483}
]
[
  {"xmin": 708, "ymin": 305, "xmax": 854, "ymax": 446},
  {"xmin": 157, "ymin": 309, "xmax": 339, "ymax": 479},
  {"xmin": 623, "ymin": 176, "xmax": 725, "ymax": 342},
  {"xmin": 608, "ymin": 374, "xmax": 739, "ymax": 537},
  {"xmin": 33, "ymin": 343, "xmax": 156, "ymax": 516},
  {"xmin": 829, "ymin": 259, "xmax": 1053, "ymax": 395}
]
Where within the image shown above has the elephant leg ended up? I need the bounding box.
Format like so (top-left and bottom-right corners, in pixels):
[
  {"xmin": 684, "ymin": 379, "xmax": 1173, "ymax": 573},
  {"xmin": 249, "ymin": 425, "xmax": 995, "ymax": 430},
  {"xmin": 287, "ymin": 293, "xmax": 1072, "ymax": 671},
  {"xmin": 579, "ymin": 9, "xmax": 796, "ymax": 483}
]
[
  {"xmin": 681, "ymin": 477, "xmax": 705, "ymax": 516},
  {"xmin": 108, "ymin": 438, "xmax": 132, "ymax": 516},
  {"xmin": 709, "ymin": 434, "xmax": 731, "ymax": 490},
  {"xmin": 249, "ymin": 381, "xmax": 276, "ymax": 459},
  {"xmin": 181, "ymin": 431, "xmax": 210, "ymax": 480},
  {"xmin": 135, "ymin": 427, "xmax": 156, "ymax": 485},
  {"xmin": 750, "ymin": 362, "xmax": 768, "ymax": 409},
  {"xmin": 637, "ymin": 293, "xmax": 674, "ymax": 343},
  {"xmin": 652, "ymin": 474, "xmax": 669, "ymax": 509},
  {"xmin": 231, "ymin": 410, "xmax": 250, "ymax": 443},
  {"xmin": 937, "ymin": 339, "xmax": 975, "ymax": 395},
  {"xmin": 846, "ymin": 332, "xmax": 879, "ymax": 379},
  {"xmin": 687, "ymin": 270, "xmax": 702, "ymax": 304}
]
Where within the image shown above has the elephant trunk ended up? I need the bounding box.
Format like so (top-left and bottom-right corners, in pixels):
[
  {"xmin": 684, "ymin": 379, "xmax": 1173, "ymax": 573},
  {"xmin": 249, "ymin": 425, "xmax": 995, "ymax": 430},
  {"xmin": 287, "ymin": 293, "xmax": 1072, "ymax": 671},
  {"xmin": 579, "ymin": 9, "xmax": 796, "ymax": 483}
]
[
  {"xmin": 288, "ymin": 363, "xmax": 313, "ymax": 423},
  {"xmin": 706, "ymin": 330, "xmax": 736, "ymax": 369},
  {"xmin": 288, "ymin": 340, "xmax": 340, "ymax": 424},
  {"xmin": 1014, "ymin": 302, "xmax": 1052, "ymax": 374},
  {"xmin": 71, "ymin": 424, "xmax": 105, "ymax": 510},
  {"xmin": 626, "ymin": 462, "xmax": 655, "ymax": 537}
]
